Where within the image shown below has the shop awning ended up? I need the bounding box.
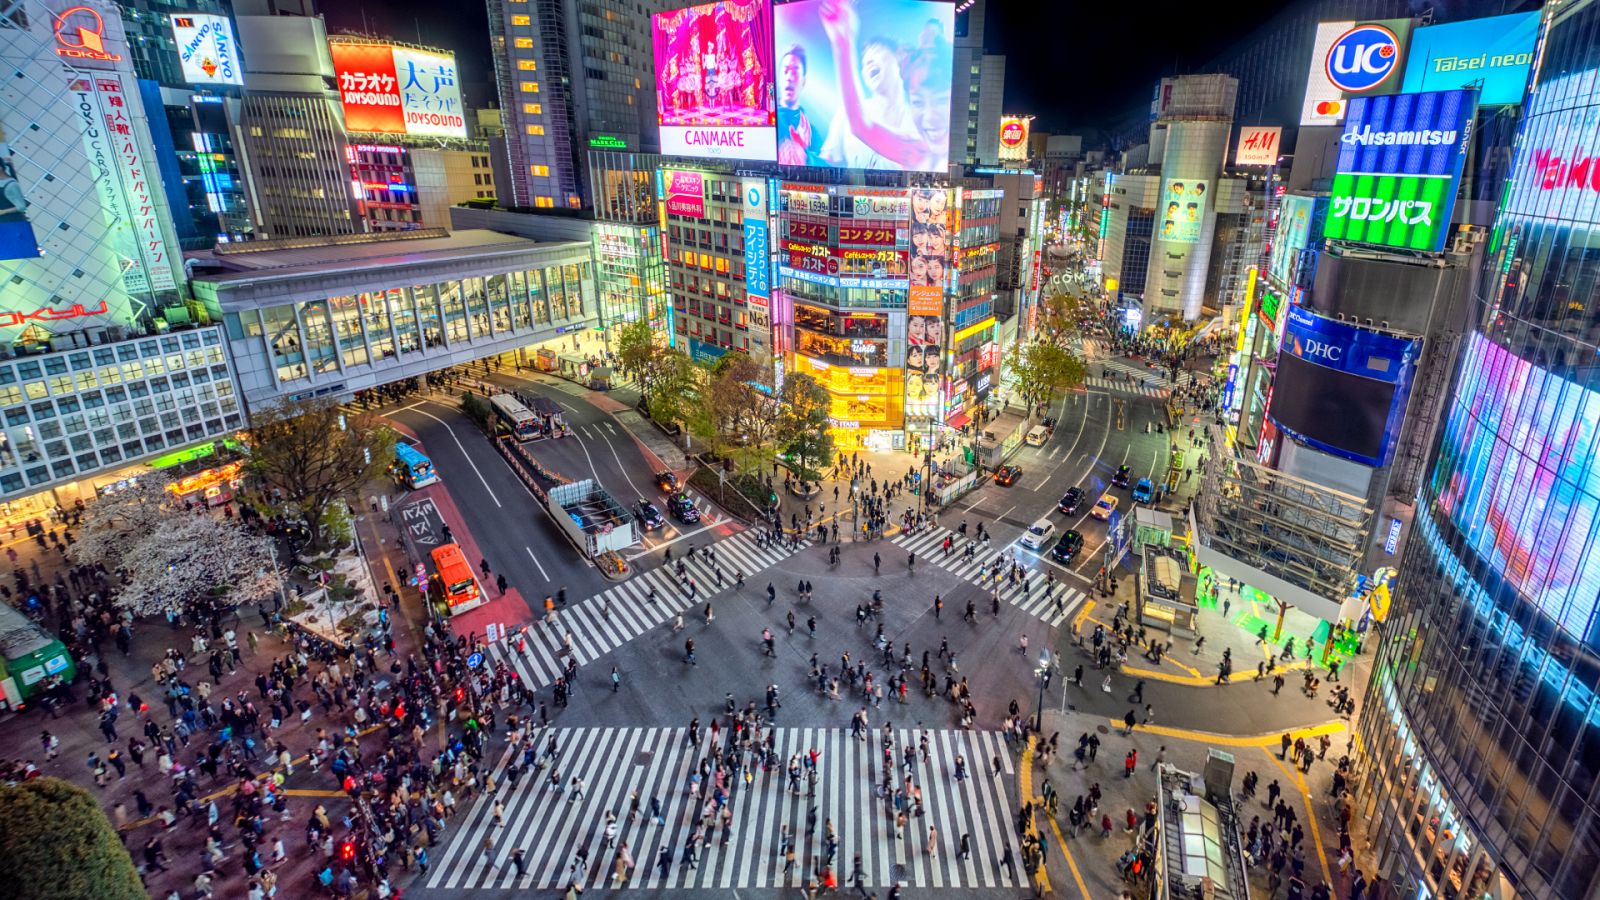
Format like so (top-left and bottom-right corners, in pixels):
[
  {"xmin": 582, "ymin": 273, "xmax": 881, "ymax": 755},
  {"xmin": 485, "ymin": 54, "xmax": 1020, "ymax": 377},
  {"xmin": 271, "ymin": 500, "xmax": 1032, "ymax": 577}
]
[{"xmin": 945, "ymin": 410, "xmax": 971, "ymax": 429}]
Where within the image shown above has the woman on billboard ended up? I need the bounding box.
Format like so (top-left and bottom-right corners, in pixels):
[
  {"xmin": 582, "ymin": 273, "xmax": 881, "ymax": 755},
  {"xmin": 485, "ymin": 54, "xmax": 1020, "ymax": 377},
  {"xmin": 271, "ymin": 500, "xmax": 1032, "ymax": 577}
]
[{"xmin": 819, "ymin": 0, "xmax": 951, "ymax": 172}]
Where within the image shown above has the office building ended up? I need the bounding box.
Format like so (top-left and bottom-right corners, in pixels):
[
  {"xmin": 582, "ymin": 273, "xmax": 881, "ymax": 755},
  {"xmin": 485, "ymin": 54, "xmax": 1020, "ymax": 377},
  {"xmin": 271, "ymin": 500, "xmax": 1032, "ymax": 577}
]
[
  {"xmin": 661, "ymin": 164, "xmax": 773, "ymax": 366},
  {"xmin": 231, "ymin": 13, "xmax": 361, "ymax": 238},
  {"xmin": 1356, "ymin": 3, "xmax": 1600, "ymax": 895},
  {"xmin": 348, "ymin": 144, "xmax": 497, "ymax": 232},
  {"xmin": 0, "ymin": 0, "xmax": 244, "ymax": 507},
  {"xmin": 487, "ymin": 0, "xmax": 664, "ymax": 211},
  {"xmin": 950, "ymin": 0, "xmax": 1004, "ymax": 167}
]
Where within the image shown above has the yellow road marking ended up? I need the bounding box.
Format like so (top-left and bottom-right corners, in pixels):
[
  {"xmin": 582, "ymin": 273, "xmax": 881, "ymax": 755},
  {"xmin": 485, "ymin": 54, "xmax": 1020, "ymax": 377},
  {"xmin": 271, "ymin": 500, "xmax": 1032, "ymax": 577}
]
[
  {"xmin": 1018, "ymin": 737, "xmax": 1052, "ymax": 895},
  {"xmin": 1071, "ymin": 600, "xmax": 1097, "ymax": 630},
  {"xmin": 1264, "ymin": 748, "xmax": 1332, "ymax": 881},
  {"xmin": 1106, "ymin": 718, "xmax": 1346, "ymax": 748}
]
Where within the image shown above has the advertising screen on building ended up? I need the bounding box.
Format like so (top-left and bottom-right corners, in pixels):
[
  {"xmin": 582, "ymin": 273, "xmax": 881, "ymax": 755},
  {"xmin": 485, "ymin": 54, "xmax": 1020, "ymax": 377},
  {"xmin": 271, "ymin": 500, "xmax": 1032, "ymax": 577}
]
[
  {"xmin": 0, "ymin": 135, "xmax": 40, "ymax": 261},
  {"xmin": 1268, "ymin": 308, "xmax": 1417, "ymax": 466},
  {"xmin": 741, "ymin": 177, "xmax": 771, "ymax": 301},
  {"xmin": 1159, "ymin": 178, "xmax": 1208, "ymax": 243},
  {"xmin": 1234, "ymin": 125, "xmax": 1282, "ymax": 166},
  {"xmin": 654, "ymin": 0, "xmax": 775, "ymax": 161},
  {"xmin": 663, "ymin": 170, "xmax": 706, "ymax": 218},
  {"xmin": 909, "ymin": 187, "xmax": 948, "ymax": 313},
  {"xmin": 169, "ymin": 14, "xmax": 242, "ymax": 85},
  {"xmin": 1300, "ymin": 19, "xmax": 1413, "ymax": 126},
  {"xmin": 1325, "ymin": 89, "xmax": 1476, "ymax": 252},
  {"xmin": 998, "ymin": 116, "xmax": 1030, "ymax": 162},
  {"xmin": 1432, "ymin": 332, "xmax": 1600, "ymax": 647},
  {"xmin": 772, "ymin": 0, "xmax": 954, "ymax": 172},
  {"xmin": 330, "ymin": 42, "xmax": 467, "ymax": 138},
  {"xmin": 1269, "ymin": 194, "xmax": 1315, "ymax": 285},
  {"xmin": 1401, "ymin": 12, "xmax": 1539, "ymax": 106},
  {"xmin": 1501, "ymin": 67, "xmax": 1600, "ymax": 233}
]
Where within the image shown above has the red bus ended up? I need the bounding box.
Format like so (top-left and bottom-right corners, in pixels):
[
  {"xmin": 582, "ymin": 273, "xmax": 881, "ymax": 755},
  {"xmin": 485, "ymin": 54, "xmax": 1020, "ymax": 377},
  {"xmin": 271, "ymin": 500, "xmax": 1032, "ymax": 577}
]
[{"xmin": 430, "ymin": 543, "xmax": 483, "ymax": 614}]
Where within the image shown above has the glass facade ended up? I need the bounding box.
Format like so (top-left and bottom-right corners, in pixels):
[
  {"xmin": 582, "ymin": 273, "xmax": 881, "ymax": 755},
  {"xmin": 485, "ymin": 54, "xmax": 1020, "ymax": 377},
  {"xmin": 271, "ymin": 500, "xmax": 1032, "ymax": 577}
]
[{"xmin": 1358, "ymin": 4, "xmax": 1600, "ymax": 897}]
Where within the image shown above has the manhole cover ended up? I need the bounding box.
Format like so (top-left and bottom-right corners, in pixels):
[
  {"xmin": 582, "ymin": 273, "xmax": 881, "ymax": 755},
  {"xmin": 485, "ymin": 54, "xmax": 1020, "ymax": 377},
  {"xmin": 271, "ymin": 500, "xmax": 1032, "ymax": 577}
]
[
  {"xmin": 634, "ymin": 750, "xmax": 653, "ymax": 766},
  {"xmin": 1096, "ymin": 724, "xmax": 1109, "ymax": 734},
  {"xmin": 890, "ymin": 864, "xmax": 907, "ymax": 883}
]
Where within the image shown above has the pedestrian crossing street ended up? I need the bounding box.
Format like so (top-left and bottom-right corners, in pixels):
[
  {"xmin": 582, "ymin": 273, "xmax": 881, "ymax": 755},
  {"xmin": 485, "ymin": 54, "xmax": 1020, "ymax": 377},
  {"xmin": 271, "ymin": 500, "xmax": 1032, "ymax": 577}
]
[
  {"xmin": 890, "ymin": 527, "xmax": 1090, "ymax": 627},
  {"xmin": 488, "ymin": 531, "xmax": 806, "ymax": 688},
  {"xmin": 426, "ymin": 727, "xmax": 1024, "ymax": 891},
  {"xmin": 1083, "ymin": 375, "xmax": 1170, "ymax": 398}
]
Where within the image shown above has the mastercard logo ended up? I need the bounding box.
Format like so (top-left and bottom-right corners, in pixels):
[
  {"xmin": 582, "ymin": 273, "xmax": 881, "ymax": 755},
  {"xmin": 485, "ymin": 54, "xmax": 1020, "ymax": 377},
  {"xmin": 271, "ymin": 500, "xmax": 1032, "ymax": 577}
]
[{"xmin": 1315, "ymin": 99, "xmax": 1344, "ymax": 117}]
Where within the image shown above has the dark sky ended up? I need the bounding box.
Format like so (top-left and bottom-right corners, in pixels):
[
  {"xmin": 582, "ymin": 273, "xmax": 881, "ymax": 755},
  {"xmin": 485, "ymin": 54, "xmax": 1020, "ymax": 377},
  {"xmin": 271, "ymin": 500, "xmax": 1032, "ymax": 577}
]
[
  {"xmin": 987, "ymin": 0, "xmax": 1285, "ymax": 137},
  {"xmin": 320, "ymin": 0, "xmax": 1289, "ymax": 140}
]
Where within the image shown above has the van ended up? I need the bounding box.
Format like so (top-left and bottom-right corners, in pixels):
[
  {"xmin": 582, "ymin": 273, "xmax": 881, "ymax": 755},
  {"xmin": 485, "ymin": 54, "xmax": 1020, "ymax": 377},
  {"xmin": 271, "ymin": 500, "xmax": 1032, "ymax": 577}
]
[{"xmin": 1025, "ymin": 425, "xmax": 1049, "ymax": 447}]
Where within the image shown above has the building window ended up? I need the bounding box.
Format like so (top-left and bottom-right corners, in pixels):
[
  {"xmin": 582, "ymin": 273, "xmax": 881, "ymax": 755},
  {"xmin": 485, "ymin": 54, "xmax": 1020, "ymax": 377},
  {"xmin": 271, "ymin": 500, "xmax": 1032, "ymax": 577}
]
[
  {"xmin": 522, "ymin": 103, "xmax": 542, "ymax": 115},
  {"xmin": 526, "ymin": 124, "xmax": 546, "ymax": 135},
  {"xmin": 514, "ymin": 37, "xmax": 534, "ymax": 48},
  {"xmin": 520, "ymin": 81, "xmax": 540, "ymax": 93},
  {"xmin": 511, "ymin": 14, "xmax": 530, "ymax": 24},
  {"xmin": 531, "ymin": 165, "xmax": 549, "ymax": 176},
  {"xmin": 535, "ymin": 197, "xmax": 555, "ymax": 208},
  {"xmin": 517, "ymin": 59, "xmax": 537, "ymax": 71}
]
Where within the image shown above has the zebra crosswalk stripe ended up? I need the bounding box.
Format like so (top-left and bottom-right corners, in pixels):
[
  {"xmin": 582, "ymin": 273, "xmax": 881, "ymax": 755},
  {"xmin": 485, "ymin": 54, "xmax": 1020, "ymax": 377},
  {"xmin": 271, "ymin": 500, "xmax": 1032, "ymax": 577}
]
[
  {"xmin": 426, "ymin": 727, "xmax": 1022, "ymax": 890},
  {"xmin": 891, "ymin": 527, "xmax": 1087, "ymax": 627},
  {"xmin": 485, "ymin": 532, "xmax": 807, "ymax": 689}
]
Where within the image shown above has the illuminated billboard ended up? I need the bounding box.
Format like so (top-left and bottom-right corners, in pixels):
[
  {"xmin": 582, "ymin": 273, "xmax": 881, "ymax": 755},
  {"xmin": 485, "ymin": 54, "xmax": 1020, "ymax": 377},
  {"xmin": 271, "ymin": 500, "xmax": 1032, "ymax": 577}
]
[
  {"xmin": 330, "ymin": 42, "xmax": 467, "ymax": 138},
  {"xmin": 741, "ymin": 178, "xmax": 771, "ymax": 302},
  {"xmin": 1300, "ymin": 19, "xmax": 1413, "ymax": 126},
  {"xmin": 169, "ymin": 14, "xmax": 242, "ymax": 85},
  {"xmin": 772, "ymin": 0, "xmax": 954, "ymax": 172},
  {"xmin": 1269, "ymin": 194, "xmax": 1315, "ymax": 286},
  {"xmin": 909, "ymin": 187, "xmax": 948, "ymax": 311},
  {"xmin": 1501, "ymin": 68, "xmax": 1600, "ymax": 233},
  {"xmin": 1159, "ymin": 178, "xmax": 1208, "ymax": 243},
  {"xmin": 653, "ymin": 0, "xmax": 776, "ymax": 161},
  {"xmin": 1433, "ymin": 332, "xmax": 1600, "ymax": 646},
  {"xmin": 663, "ymin": 170, "xmax": 705, "ymax": 218},
  {"xmin": 998, "ymin": 116, "xmax": 1030, "ymax": 162},
  {"xmin": 1325, "ymin": 88, "xmax": 1477, "ymax": 252},
  {"xmin": 1268, "ymin": 307, "xmax": 1418, "ymax": 466},
  {"xmin": 1234, "ymin": 125, "xmax": 1281, "ymax": 166},
  {"xmin": 1401, "ymin": 12, "xmax": 1540, "ymax": 106}
]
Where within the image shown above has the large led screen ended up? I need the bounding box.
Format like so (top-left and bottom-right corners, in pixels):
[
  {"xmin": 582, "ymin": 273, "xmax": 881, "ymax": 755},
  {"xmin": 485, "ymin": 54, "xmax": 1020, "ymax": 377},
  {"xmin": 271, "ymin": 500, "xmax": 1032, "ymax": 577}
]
[
  {"xmin": 773, "ymin": 0, "xmax": 954, "ymax": 172},
  {"xmin": 654, "ymin": 0, "xmax": 776, "ymax": 161},
  {"xmin": 1267, "ymin": 308, "xmax": 1417, "ymax": 466},
  {"xmin": 1433, "ymin": 333, "xmax": 1600, "ymax": 646},
  {"xmin": 1325, "ymin": 88, "xmax": 1477, "ymax": 252},
  {"xmin": 1269, "ymin": 194, "xmax": 1314, "ymax": 286},
  {"xmin": 1401, "ymin": 12, "xmax": 1540, "ymax": 106}
]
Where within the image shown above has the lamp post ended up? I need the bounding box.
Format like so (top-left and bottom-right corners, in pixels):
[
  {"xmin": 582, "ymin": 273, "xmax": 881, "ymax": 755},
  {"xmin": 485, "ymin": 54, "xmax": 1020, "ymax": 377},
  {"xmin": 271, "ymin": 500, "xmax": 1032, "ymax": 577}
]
[{"xmin": 1035, "ymin": 648, "xmax": 1052, "ymax": 732}]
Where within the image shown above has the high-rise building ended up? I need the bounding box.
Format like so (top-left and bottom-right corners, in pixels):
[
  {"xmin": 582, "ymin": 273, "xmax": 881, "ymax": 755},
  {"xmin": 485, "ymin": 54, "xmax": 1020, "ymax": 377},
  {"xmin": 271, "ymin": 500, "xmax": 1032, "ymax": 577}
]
[
  {"xmin": 231, "ymin": 12, "xmax": 360, "ymax": 237},
  {"xmin": 348, "ymin": 144, "xmax": 497, "ymax": 232},
  {"xmin": 950, "ymin": 0, "xmax": 1003, "ymax": 167},
  {"xmin": 1357, "ymin": 3, "xmax": 1600, "ymax": 896},
  {"xmin": 487, "ymin": 0, "xmax": 664, "ymax": 211},
  {"xmin": 0, "ymin": 0, "xmax": 244, "ymax": 506}
]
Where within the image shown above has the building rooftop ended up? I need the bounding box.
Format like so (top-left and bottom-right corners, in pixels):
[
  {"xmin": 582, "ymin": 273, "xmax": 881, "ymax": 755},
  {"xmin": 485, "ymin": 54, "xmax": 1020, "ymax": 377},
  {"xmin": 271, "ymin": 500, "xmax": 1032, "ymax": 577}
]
[
  {"xmin": 195, "ymin": 229, "xmax": 576, "ymax": 286},
  {"xmin": 1156, "ymin": 764, "xmax": 1251, "ymax": 900}
]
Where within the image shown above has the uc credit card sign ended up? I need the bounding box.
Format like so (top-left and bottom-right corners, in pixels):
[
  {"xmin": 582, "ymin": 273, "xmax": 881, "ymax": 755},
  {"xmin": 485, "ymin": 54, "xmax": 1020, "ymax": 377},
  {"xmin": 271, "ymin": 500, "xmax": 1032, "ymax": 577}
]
[{"xmin": 1325, "ymin": 88, "xmax": 1478, "ymax": 252}]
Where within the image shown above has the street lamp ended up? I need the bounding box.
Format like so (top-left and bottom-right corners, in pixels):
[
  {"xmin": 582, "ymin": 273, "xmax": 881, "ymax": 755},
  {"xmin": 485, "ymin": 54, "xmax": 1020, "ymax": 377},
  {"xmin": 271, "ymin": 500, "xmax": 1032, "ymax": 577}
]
[{"xmin": 1035, "ymin": 649, "xmax": 1052, "ymax": 732}]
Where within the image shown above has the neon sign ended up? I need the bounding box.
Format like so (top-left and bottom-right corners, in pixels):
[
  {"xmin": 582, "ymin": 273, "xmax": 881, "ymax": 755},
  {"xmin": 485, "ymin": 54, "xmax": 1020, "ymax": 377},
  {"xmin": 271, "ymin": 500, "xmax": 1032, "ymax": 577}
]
[{"xmin": 54, "ymin": 6, "xmax": 123, "ymax": 62}]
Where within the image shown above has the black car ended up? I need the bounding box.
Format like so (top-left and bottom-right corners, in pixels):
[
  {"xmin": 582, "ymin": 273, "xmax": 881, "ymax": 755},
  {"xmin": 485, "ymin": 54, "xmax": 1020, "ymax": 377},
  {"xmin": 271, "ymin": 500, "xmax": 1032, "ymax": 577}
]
[
  {"xmin": 1112, "ymin": 464, "xmax": 1132, "ymax": 489},
  {"xmin": 667, "ymin": 492, "xmax": 700, "ymax": 524},
  {"xmin": 656, "ymin": 471, "xmax": 681, "ymax": 493},
  {"xmin": 1050, "ymin": 530, "xmax": 1085, "ymax": 563},
  {"xmin": 634, "ymin": 499, "xmax": 665, "ymax": 530},
  {"xmin": 993, "ymin": 464, "xmax": 1022, "ymax": 486},
  {"xmin": 1059, "ymin": 487, "xmax": 1085, "ymax": 515}
]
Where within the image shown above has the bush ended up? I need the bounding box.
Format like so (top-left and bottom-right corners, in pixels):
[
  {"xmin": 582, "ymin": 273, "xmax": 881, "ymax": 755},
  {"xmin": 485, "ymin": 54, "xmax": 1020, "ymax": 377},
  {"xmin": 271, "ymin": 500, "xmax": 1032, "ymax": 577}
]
[{"xmin": 0, "ymin": 778, "xmax": 144, "ymax": 900}]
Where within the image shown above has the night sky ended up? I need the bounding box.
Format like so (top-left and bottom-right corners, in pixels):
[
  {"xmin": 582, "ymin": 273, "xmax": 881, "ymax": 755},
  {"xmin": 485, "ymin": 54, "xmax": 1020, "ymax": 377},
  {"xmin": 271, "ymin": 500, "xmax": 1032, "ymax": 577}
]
[{"xmin": 320, "ymin": 0, "xmax": 1290, "ymax": 143}]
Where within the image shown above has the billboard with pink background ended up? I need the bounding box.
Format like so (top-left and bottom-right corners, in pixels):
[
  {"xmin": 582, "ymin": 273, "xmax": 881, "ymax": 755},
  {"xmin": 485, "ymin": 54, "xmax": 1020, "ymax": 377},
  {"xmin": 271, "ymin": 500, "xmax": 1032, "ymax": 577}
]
[
  {"xmin": 664, "ymin": 170, "xmax": 706, "ymax": 218},
  {"xmin": 653, "ymin": 0, "xmax": 777, "ymax": 160}
]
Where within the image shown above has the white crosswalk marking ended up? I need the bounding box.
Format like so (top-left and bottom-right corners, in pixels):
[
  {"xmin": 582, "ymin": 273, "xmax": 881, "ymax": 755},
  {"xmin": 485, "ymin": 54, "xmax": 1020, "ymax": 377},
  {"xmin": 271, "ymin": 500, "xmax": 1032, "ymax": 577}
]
[
  {"xmin": 890, "ymin": 527, "xmax": 1088, "ymax": 627},
  {"xmin": 487, "ymin": 531, "xmax": 807, "ymax": 689},
  {"xmin": 1083, "ymin": 375, "xmax": 1168, "ymax": 398},
  {"xmin": 425, "ymin": 727, "xmax": 1023, "ymax": 890}
]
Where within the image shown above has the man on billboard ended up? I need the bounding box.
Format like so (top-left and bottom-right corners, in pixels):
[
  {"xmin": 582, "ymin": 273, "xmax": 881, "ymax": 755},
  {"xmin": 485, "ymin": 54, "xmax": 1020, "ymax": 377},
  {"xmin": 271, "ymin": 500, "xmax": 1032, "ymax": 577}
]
[{"xmin": 777, "ymin": 46, "xmax": 830, "ymax": 165}]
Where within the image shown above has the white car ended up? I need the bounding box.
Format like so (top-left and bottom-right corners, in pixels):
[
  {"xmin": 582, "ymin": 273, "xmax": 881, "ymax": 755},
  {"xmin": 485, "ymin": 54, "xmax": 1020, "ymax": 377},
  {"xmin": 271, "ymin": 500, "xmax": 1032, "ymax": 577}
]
[{"xmin": 1020, "ymin": 518, "xmax": 1056, "ymax": 551}]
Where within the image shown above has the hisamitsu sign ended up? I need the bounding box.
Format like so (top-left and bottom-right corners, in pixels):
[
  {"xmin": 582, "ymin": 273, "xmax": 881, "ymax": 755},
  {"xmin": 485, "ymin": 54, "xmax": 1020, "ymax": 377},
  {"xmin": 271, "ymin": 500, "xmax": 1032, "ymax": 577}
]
[{"xmin": 1324, "ymin": 88, "xmax": 1477, "ymax": 252}]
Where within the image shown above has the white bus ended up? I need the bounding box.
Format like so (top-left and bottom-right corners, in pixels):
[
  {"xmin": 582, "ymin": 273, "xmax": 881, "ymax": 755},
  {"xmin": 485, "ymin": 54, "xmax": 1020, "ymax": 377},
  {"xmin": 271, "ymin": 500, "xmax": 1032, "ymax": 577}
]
[{"xmin": 490, "ymin": 393, "xmax": 538, "ymax": 441}]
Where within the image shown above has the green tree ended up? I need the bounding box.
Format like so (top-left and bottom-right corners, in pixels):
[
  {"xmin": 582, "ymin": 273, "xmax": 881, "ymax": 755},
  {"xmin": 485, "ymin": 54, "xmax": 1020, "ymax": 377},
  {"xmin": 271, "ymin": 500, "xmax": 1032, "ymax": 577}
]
[
  {"xmin": 246, "ymin": 397, "xmax": 395, "ymax": 550},
  {"xmin": 1007, "ymin": 340, "xmax": 1088, "ymax": 413},
  {"xmin": 0, "ymin": 778, "xmax": 144, "ymax": 900},
  {"xmin": 777, "ymin": 372, "xmax": 834, "ymax": 482},
  {"xmin": 616, "ymin": 320, "xmax": 698, "ymax": 425}
]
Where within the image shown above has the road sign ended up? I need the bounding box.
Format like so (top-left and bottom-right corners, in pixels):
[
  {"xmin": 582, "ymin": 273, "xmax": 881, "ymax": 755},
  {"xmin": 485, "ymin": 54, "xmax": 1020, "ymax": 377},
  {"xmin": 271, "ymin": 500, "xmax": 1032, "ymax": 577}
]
[
  {"xmin": 413, "ymin": 562, "xmax": 426, "ymax": 588},
  {"xmin": 466, "ymin": 652, "xmax": 484, "ymax": 669}
]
